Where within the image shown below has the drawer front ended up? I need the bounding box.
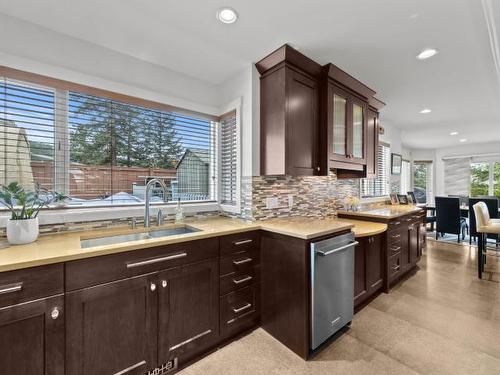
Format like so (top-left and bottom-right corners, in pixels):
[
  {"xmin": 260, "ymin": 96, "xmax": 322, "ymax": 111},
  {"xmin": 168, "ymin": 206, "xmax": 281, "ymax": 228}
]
[
  {"xmin": 388, "ymin": 219, "xmax": 404, "ymax": 232},
  {"xmin": 220, "ymin": 266, "xmax": 260, "ymax": 296},
  {"xmin": 220, "ymin": 285, "xmax": 260, "ymax": 337},
  {"xmin": 387, "ymin": 230, "xmax": 403, "ymax": 244},
  {"xmin": 388, "ymin": 241, "xmax": 402, "ymax": 257},
  {"xmin": 66, "ymin": 237, "xmax": 219, "ymax": 291},
  {"xmin": 0, "ymin": 264, "xmax": 63, "ymax": 308},
  {"xmin": 220, "ymin": 231, "xmax": 260, "ymax": 257},
  {"xmin": 220, "ymin": 249, "xmax": 260, "ymax": 276},
  {"xmin": 388, "ymin": 253, "xmax": 402, "ymax": 282}
]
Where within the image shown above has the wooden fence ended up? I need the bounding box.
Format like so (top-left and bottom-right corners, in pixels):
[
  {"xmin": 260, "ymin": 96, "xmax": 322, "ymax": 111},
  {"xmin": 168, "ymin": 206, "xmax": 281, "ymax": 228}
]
[{"xmin": 31, "ymin": 161, "xmax": 176, "ymax": 200}]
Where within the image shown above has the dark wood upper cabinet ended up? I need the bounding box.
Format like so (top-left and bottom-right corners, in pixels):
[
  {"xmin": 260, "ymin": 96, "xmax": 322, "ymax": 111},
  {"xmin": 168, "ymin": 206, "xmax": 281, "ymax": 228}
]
[
  {"xmin": 257, "ymin": 44, "xmax": 384, "ymax": 177},
  {"xmin": 0, "ymin": 295, "xmax": 65, "ymax": 375},
  {"xmin": 258, "ymin": 45, "xmax": 320, "ymax": 176},
  {"xmin": 325, "ymin": 82, "xmax": 368, "ymax": 173},
  {"xmin": 66, "ymin": 274, "xmax": 158, "ymax": 375}
]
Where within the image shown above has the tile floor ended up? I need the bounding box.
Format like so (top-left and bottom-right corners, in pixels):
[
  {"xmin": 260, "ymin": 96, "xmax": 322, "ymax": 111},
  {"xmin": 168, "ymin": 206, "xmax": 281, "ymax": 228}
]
[{"xmin": 179, "ymin": 240, "xmax": 500, "ymax": 375}]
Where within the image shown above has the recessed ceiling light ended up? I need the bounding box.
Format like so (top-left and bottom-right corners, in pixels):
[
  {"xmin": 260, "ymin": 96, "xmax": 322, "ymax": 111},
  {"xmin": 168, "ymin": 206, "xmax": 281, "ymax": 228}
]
[
  {"xmin": 419, "ymin": 108, "xmax": 432, "ymax": 114},
  {"xmin": 450, "ymin": 131, "xmax": 459, "ymax": 135},
  {"xmin": 459, "ymin": 138, "xmax": 467, "ymax": 142},
  {"xmin": 417, "ymin": 48, "xmax": 438, "ymax": 60},
  {"xmin": 216, "ymin": 7, "xmax": 238, "ymax": 24}
]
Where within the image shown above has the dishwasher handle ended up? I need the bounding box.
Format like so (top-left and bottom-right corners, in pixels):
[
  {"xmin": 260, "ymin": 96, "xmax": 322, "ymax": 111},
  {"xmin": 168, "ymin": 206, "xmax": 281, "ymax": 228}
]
[{"xmin": 315, "ymin": 241, "xmax": 359, "ymax": 256}]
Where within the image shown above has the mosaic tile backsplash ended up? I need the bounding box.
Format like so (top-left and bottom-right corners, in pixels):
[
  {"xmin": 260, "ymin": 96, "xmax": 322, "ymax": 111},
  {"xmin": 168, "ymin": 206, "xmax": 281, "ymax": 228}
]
[{"xmin": 250, "ymin": 174, "xmax": 359, "ymax": 220}]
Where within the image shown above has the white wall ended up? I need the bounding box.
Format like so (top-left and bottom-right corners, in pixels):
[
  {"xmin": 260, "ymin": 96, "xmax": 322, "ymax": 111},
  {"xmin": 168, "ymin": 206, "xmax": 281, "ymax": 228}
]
[
  {"xmin": 0, "ymin": 13, "xmax": 220, "ymax": 115},
  {"xmin": 218, "ymin": 65, "xmax": 260, "ymax": 177}
]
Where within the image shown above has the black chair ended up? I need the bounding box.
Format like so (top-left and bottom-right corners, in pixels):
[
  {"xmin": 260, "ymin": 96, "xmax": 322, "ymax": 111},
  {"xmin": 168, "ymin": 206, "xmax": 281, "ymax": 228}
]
[
  {"xmin": 410, "ymin": 191, "xmax": 436, "ymax": 231},
  {"xmin": 435, "ymin": 196, "xmax": 468, "ymax": 243},
  {"xmin": 469, "ymin": 197, "xmax": 499, "ymax": 245},
  {"xmin": 448, "ymin": 195, "xmax": 469, "ymax": 218}
]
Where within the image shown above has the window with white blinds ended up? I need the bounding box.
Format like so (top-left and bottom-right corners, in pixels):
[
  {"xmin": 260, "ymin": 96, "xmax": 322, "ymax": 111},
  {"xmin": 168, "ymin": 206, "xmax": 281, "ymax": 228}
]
[
  {"xmin": 400, "ymin": 160, "xmax": 411, "ymax": 195},
  {"xmin": 0, "ymin": 76, "xmax": 230, "ymax": 208},
  {"xmin": 360, "ymin": 143, "xmax": 390, "ymax": 197},
  {"xmin": 220, "ymin": 110, "xmax": 238, "ymax": 206}
]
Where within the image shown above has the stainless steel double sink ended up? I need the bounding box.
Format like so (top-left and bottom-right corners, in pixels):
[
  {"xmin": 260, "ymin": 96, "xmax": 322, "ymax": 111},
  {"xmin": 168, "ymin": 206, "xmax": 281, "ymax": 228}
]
[{"xmin": 80, "ymin": 225, "xmax": 201, "ymax": 249}]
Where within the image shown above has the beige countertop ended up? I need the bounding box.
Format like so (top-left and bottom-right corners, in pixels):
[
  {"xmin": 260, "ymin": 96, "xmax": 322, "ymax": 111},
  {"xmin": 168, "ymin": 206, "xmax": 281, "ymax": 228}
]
[
  {"xmin": 337, "ymin": 205, "xmax": 423, "ymax": 220},
  {"xmin": 0, "ymin": 216, "xmax": 388, "ymax": 272}
]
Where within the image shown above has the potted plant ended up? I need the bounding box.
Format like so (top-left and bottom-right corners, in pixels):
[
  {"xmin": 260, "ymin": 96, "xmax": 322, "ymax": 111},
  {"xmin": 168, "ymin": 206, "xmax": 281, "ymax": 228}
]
[{"xmin": 0, "ymin": 182, "xmax": 65, "ymax": 245}]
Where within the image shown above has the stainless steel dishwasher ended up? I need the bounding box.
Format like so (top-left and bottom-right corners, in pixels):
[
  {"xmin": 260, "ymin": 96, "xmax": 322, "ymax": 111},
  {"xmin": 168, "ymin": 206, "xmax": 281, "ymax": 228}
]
[{"xmin": 310, "ymin": 232, "xmax": 358, "ymax": 350}]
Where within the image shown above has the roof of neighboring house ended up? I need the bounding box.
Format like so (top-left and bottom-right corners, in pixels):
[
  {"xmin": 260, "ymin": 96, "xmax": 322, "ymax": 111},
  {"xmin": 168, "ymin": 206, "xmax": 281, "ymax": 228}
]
[{"xmin": 176, "ymin": 148, "xmax": 210, "ymax": 169}]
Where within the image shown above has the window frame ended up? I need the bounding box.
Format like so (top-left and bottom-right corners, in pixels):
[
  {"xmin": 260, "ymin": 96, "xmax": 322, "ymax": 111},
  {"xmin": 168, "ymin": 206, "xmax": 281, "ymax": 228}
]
[
  {"xmin": 360, "ymin": 142, "xmax": 391, "ymax": 198},
  {"xmin": 0, "ymin": 69, "xmax": 241, "ymax": 217},
  {"xmin": 218, "ymin": 98, "xmax": 242, "ymax": 214}
]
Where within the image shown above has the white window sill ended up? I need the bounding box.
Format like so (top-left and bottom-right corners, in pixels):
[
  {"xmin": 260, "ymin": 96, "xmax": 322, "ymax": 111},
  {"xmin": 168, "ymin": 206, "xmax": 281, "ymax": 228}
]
[{"xmin": 0, "ymin": 202, "xmax": 220, "ymax": 228}]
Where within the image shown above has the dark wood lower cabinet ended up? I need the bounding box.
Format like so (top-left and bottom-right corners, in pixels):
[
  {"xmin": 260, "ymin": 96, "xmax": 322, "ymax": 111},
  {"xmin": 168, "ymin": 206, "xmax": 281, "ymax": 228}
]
[
  {"xmin": 158, "ymin": 259, "xmax": 219, "ymax": 368},
  {"xmin": 0, "ymin": 295, "xmax": 64, "ymax": 375},
  {"xmin": 339, "ymin": 211, "xmax": 425, "ymax": 291},
  {"xmin": 66, "ymin": 274, "xmax": 158, "ymax": 375},
  {"xmin": 354, "ymin": 234, "xmax": 383, "ymax": 309}
]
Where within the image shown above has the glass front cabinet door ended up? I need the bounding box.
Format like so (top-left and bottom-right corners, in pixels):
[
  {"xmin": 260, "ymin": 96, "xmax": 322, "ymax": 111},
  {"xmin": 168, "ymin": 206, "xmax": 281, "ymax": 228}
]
[{"xmin": 328, "ymin": 83, "xmax": 367, "ymax": 167}]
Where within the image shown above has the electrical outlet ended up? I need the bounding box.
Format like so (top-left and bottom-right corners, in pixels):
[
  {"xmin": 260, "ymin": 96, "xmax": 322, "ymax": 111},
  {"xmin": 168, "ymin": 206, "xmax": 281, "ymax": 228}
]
[
  {"xmin": 265, "ymin": 197, "xmax": 279, "ymax": 209},
  {"xmin": 288, "ymin": 194, "xmax": 294, "ymax": 208}
]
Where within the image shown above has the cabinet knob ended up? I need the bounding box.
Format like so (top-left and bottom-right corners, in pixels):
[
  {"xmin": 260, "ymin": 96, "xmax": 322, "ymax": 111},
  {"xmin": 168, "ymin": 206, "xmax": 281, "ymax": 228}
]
[
  {"xmin": 161, "ymin": 280, "xmax": 168, "ymax": 288},
  {"xmin": 316, "ymin": 166, "xmax": 320, "ymax": 172},
  {"xmin": 150, "ymin": 282, "xmax": 157, "ymax": 292},
  {"xmin": 50, "ymin": 307, "xmax": 60, "ymax": 320}
]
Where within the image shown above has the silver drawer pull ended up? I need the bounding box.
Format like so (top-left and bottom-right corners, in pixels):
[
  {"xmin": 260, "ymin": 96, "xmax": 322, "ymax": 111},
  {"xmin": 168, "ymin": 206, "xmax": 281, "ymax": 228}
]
[
  {"xmin": 0, "ymin": 282, "xmax": 23, "ymax": 295},
  {"xmin": 234, "ymin": 239, "xmax": 253, "ymax": 246},
  {"xmin": 390, "ymin": 246, "xmax": 401, "ymax": 252},
  {"xmin": 113, "ymin": 360, "xmax": 146, "ymax": 375},
  {"xmin": 392, "ymin": 265, "xmax": 400, "ymax": 271},
  {"xmin": 169, "ymin": 329, "xmax": 212, "ymax": 351},
  {"xmin": 233, "ymin": 257, "xmax": 253, "ymax": 265},
  {"xmin": 233, "ymin": 302, "xmax": 252, "ymax": 314},
  {"xmin": 391, "ymin": 234, "xmax": 401, "ymax": 238},
  {"xmin": 233, "ymin": 275, "xmax": 253, "ymax": 284},
  {"xmin": 393, "ymin": 222, "xmax": 401, "ymax": 225},
  {"xmin": 126, "ymin": 252, "xmax": 187, "ymax": 268}
]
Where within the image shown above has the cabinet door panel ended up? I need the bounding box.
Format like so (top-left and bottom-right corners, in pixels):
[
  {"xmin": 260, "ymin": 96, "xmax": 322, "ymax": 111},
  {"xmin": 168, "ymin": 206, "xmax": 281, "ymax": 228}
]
[
  {"xmin": 286, "ymin": 69, "xmax": 318, "ymax": 175},
  {"xmin": 353, "ymin": 239, "xmax": 367, "ymax": 307},
  {"xmin": 66, "ymin": 275, "xmax": 157, "ymax": 375},
  {"xmin": 366, "ymin": 235, "xmax": 383, "ymax": 293},
  {"xmin": 352, "ymin": 103, "xmax": 364, "ymax": 159},
  {"xmin": 332, "ymin": 94, "xmax": 348, "ymax": 156},
  {"xmin": 410, "ymin": 224, "xmax": 419, "ymax": 265},
  {"xmin": 0, "ymin": 295, "xmax": 64, "ymax": 375},
  {"xmin": 158, "ymin": 259, "xmax": 219, "ymax": 367},
  {"xmin": 366, "ymin": 110, "xmax": 378, "ymax": 178},
  {"xmin": 400, "ymin": 227, "xmax": 410, "ymax": 273}
]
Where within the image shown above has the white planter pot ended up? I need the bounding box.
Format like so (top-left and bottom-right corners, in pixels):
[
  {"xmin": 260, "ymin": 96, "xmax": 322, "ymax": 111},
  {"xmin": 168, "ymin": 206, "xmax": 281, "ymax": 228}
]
[{"xmin": 6, "ymin": 217, "xmax": 39, "ymax": 245}]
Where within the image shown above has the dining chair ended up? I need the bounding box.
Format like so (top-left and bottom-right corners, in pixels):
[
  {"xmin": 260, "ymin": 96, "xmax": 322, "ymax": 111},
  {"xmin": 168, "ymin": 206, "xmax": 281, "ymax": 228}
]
[
  {"xmin": 435, "ymin": 196, "xmax": 468, "ymax": 243},
  {"xmin": 469, "ymin": 197, "xmax": 499, "ymax": 245},
  {"xmin": 473, "ymin": 202, "xmax": 500, "ymax": 279}
]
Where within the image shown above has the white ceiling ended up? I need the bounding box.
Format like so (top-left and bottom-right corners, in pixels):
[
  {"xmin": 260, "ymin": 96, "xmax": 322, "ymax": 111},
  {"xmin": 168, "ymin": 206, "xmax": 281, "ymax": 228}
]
[{"xmin": 0, "ymin": 0, "xmax": 499, "ymax": 150}]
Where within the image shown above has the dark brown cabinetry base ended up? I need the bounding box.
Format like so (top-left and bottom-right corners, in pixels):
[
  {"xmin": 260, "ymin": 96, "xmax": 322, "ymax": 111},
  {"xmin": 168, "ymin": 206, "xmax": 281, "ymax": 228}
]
[
  {"xmin": 339, "ymin": 211, "xmax": 425, "ymax": 292},
  {"xmin": 354, "ymin": 233, "xmax": 384, "ymax": 310}
]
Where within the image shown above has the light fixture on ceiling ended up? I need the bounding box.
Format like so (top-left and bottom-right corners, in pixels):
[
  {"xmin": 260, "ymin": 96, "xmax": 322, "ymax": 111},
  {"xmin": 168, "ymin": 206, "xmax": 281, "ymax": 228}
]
[
  {"xmin": 450, "ymin": 131, "xmax": 459, "ymax": 136},
  {"xmin": 419, "ymin": 108, "xmax": 432, "ymax": 114},
  {"xmin": 417, "ymin": 48, "xmax": 438, "ymax": 60},
  {"xmin": 459, "ymin": 138, "xmax": 467, "ymax": 143},
  {"xmin": 216, "ymin": 7, "xmax": 238, "ymax": 24}
]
